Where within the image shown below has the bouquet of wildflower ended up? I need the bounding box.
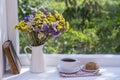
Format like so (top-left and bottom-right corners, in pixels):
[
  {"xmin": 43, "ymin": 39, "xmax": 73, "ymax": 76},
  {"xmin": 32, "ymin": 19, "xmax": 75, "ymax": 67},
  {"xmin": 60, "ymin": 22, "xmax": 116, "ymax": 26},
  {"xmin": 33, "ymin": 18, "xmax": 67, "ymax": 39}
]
[{"xmin": 15, "ymin": 8, "xmax": 69, "ymax": 46}]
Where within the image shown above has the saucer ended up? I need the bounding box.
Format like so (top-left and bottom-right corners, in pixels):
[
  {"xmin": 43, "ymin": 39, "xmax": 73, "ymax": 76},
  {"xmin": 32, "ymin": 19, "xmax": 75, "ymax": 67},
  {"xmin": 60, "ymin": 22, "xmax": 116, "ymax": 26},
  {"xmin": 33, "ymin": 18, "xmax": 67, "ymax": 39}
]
[
  {"xmin": 80, "ymin": 65, "xmax": 99, "ymax": 72},
  {"xmin": 57, "ymin": 64, "xmax": 80, "ymax": 73}
]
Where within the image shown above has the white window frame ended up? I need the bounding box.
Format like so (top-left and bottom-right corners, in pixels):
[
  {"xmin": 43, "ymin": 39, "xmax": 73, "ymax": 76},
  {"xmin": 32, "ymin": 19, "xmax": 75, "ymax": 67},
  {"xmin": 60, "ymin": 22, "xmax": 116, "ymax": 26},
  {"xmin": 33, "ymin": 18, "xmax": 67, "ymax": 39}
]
[
  {"xmin": 19, "ymin": 54, "xmax": 120, "ymax": 67},
  {"xmin": 0, "ymin": 0, "xmax": 8, "ymax": 79},
  {"xmin": 5, "ymin": 0, "xmax": 120, "ymax": 68},
  {"xmin": 6, "ymin": 0, "xmax": 19, "ymax": 55}
]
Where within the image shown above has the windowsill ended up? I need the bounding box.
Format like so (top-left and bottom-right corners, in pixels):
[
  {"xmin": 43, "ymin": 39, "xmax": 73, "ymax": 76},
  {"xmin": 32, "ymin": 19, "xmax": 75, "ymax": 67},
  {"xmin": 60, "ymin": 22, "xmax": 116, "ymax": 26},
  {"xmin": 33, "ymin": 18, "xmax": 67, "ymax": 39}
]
[
  {"xmin": 3, "ymin": 54, "xmax": 120, "ymax": 80},
  {"xmin": 3, "ymin": 66, "xmax": 120, "ymax": 80}
]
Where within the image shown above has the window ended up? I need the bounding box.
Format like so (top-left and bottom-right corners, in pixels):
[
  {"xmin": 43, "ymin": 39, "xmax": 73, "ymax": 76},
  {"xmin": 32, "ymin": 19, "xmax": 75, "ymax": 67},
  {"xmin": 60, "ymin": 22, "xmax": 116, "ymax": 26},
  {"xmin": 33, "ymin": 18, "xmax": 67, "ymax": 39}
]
[
  {"xmin": 18, "ymin": 0, "xmax": 120, "ymax": 54},
  {"xmin": 4, "ymin": 0, "xmax": 120, "ymax": 67},
  {"xmin": 15, "ymin": 0, "xmax": 120, "ymax": 66}
]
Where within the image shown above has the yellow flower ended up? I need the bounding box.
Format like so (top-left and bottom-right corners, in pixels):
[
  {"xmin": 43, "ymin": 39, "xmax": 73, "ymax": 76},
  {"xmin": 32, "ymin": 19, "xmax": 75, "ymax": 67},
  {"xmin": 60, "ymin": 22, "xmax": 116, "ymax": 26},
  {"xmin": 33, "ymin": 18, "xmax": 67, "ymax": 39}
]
[
  {"xmin": 15, "ymin": 21, "xmax": 29, "ymax": 31},
  {"xmin": 35, "ymin": 12, "xmax": 46, "ymax": 19},
  {"xmin": 34, "ymin": 20, "xmax": 42, "ymax": 24},
  {"xmin": 44, "ymin": 19, "xmax": 50, "ymax": 24},
  {"xmin": 54, "ymin": 12, "xmax": 60, "ymax": 18},
  {"xmin": 21, "ymin": 25, "xmax": 28, "ymax": 30},
  {"xmin": 54, "ymin": 10, "xmax": 59, "ymax": 14},
  {"xmin": 48, "ymin": 13, "xmax": 56, "ymax": 22},
  {"xmin": 59, "ymin": 20, "xmax": 65, "ymax": 25},
  {"xmin": 57, "ymin": 24, "xmax": 63, "ymax": 30},
  {"xmin": 65, "ymin": 21, "xmax": 69, "ymax": 31},
  {"xmin": 48, "ymin": 18, "xmax": 56, "ymax": 22}
]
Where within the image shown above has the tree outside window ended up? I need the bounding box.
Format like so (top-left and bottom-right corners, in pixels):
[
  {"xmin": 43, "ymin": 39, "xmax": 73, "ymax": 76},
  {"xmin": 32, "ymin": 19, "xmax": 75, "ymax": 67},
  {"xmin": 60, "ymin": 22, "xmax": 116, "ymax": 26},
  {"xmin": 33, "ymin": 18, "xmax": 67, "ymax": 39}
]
[{"xmin": 18, "ymin": 0, "xmax": 120, "ymax": 54}]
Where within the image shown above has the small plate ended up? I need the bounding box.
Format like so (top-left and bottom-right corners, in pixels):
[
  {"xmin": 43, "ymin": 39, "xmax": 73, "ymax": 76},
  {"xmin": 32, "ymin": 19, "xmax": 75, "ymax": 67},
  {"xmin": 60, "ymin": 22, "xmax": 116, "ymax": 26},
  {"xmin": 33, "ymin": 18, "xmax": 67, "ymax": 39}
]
[
  {"xmin": 57, "ymin": 65, "xmax": 80, "ymax": 73},
  {"xmin": 80, "ymin": 65, "xmax": 99, "ymax": 72}
]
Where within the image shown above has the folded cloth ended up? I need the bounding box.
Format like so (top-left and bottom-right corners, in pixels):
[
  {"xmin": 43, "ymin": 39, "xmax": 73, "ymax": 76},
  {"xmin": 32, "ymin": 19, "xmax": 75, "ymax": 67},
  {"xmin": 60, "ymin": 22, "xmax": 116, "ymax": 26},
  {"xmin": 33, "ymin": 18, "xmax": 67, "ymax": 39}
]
[{"xmin": 59, "ymin": 69, "xmax": 101, "ymax": 77}]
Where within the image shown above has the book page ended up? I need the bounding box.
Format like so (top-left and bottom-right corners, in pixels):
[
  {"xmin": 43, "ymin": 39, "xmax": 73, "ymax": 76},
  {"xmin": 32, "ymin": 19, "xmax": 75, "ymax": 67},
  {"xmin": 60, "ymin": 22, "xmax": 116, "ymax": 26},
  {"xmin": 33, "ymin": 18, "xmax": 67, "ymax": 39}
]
[{"xmin": 0, "ymin": 43, "xmax": 3, "ymax": 79}]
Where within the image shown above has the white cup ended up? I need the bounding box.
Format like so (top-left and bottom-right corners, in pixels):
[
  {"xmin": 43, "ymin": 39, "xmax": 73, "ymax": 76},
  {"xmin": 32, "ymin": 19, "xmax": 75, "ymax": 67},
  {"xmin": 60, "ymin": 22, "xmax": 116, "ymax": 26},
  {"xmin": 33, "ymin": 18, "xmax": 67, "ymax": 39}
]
[{"xmin": 60, "ymin": 58, "xmax": 79, "ymax": 71}]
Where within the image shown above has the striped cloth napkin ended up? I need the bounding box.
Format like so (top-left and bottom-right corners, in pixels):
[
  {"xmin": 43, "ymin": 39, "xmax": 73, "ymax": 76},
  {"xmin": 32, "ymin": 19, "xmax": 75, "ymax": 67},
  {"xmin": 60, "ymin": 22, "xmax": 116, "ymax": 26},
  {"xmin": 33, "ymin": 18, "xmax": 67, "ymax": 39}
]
[{"xmin": 59, "ymin": 69, "xmax": 101, "ymax": 77}]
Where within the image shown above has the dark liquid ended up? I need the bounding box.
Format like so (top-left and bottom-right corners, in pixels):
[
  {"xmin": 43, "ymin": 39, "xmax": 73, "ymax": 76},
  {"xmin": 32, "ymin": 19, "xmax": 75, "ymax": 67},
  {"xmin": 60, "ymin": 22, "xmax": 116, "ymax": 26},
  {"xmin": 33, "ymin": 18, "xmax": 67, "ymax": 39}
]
[{"xmin": 62, "ymin": 58, "xmax": 76, "ymax": 62}]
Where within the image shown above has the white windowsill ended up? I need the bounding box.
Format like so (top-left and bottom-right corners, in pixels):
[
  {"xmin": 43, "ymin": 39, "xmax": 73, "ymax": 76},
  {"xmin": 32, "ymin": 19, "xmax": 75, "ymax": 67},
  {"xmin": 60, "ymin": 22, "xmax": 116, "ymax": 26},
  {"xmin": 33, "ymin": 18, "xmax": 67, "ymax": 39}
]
[
  {"xmin": 3, "ymin": 54, "xmax": 120, "ymax": 80},
  {"xmin": 3, "ymin": 66, "xmax": 120, "ymax": 80}
]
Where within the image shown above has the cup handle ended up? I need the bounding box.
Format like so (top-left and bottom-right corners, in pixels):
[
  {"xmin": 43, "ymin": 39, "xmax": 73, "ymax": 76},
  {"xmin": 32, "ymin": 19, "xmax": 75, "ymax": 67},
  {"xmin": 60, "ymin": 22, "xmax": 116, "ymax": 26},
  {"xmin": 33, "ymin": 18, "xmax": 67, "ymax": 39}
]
[{"xmin": 24, "ymin": 46, "xmax": 32, "ymax": 62}]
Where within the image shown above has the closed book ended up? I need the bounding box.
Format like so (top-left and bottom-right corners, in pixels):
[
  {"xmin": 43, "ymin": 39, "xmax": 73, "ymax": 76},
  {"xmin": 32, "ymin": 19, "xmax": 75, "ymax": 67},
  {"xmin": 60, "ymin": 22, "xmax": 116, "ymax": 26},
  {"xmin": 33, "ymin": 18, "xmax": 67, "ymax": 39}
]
[{"xmin": 2, "ymin": 40, "xmax": 21, "ymax": 74}]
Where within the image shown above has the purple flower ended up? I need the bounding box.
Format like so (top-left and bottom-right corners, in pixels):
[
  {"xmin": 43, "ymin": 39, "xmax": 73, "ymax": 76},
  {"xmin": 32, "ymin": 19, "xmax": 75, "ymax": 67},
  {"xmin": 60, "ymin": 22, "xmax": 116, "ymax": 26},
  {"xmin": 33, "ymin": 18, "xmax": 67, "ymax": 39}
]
[
  {"xmin": 40, "ymin": 8, "xmax": 49, "ymax": 15},
  {"xmin": 22, "ymin": 15, "xmax": 30, "ymax": 22},
  {"xmin": 43, "ymin": 22, "xmax": 61, "ymax": 36},
  {"xmin": 44, "ymin": 11, "xmax": 49, "ymax": 15},
  {"xmin": 35, "ymin": 28, "xmax": 40, "ymax": 33},
  {"xmin": 49, "ymin": 28, "xmax": 60, "ymax": 36},
  {"xmin": 43, "ymin": 22, "xmax": 49, "ymax": 32},
  {"xmin": 53, "ymin": 31, "xmax": 61, "ymax": 36}
]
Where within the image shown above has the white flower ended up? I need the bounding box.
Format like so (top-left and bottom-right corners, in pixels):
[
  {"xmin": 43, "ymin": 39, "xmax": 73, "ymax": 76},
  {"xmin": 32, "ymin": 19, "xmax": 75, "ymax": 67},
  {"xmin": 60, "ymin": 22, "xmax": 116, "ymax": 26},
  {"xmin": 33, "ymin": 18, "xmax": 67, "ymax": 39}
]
[
  {"xmin": 38, "ymin": 32, "xmax": 44, "ymax": 39},
  {"xmin": 51, "ymin": 21, "xmax": 59, "ymax": 32}
]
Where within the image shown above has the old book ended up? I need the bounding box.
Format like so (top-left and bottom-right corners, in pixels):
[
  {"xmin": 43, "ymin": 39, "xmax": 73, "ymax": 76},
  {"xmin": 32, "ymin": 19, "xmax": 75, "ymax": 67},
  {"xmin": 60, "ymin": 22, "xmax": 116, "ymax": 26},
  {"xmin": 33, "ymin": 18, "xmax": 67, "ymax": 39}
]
[{"xmin": 2, "ymin": 40, "xmax": 21, "ymax": 74}]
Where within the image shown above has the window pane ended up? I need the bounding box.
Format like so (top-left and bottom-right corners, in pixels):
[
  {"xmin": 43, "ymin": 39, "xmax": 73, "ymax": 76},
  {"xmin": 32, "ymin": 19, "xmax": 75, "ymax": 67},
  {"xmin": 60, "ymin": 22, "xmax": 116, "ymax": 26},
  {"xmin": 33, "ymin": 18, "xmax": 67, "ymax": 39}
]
[{"xmin": 18, "ymin": 0, "xmax": 120, "ymax": 54}]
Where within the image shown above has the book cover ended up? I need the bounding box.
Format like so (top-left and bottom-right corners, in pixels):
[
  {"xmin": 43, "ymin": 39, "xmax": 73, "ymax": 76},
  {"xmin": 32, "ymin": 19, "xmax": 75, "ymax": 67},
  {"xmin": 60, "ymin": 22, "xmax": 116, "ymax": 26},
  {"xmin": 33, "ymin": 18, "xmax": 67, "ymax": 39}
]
[{"xmin": 2, "ymin": 40, "xmax": 22, "ymax": 74}]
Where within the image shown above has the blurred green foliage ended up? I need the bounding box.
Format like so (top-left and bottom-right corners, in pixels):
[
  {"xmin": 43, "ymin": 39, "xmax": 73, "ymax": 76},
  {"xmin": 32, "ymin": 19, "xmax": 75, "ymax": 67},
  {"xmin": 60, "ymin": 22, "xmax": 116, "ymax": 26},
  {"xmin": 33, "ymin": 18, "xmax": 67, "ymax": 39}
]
[{"xmin": 18, "ymin": 0, "xmax": 120, "ymax": 54}]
